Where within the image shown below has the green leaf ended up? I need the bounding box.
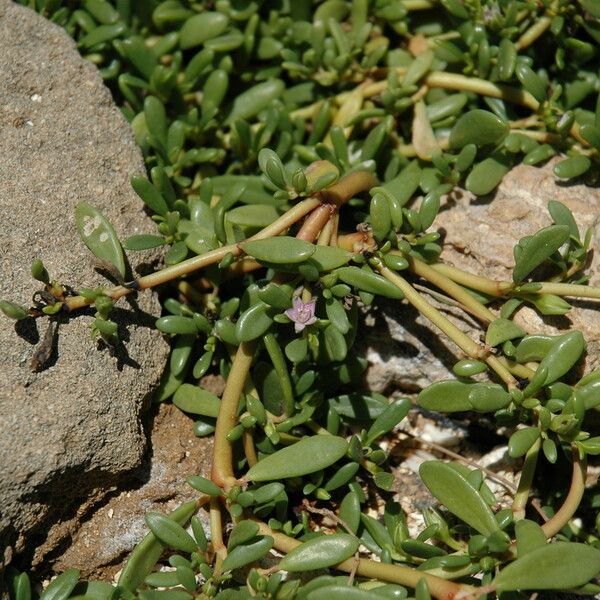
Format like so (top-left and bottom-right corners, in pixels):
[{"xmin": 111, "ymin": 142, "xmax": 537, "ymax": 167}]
[
  {"xmin": 191, "ymin": 516, "xmax": 208, "ymax": 551},
  {"xmin": 578, "ymin": 436, "xmax": 600, "ymax": 455},
  {"xmin": 419, "ymin": 461, "xmax": 499, "ymax": 536},
  {"xmin": 246, "ymin": 436, "xmax": 348, "ymax": 481},
  {"xmin": 493, "ymin": 543, "xmax": 600, "ymax": 591},
  {"xmin": 186, "ymin": 475, "xmax": 222, "ymax": 497},
  {"xmin": 252, "ymin": 482, "xmax": 285, "ymax": 504},
  {"xmin": 119, "ymin": 501, "xmax": 197, "ymax": 592},
  {"xmin": 227, "ymin": 205, "xmax": 279, "ymax": 228},
  {"xmin": 227, "ymin": 520, "xmax": 260, "ymax": 551},
  {"xmin": 278, "ymin": 534, "xmax": 359, "ymax": 572},
  {"xmin": 548, "ymin": 200, "xmax": 579, "ymax": 241},
  {"xmin": 553, "ymin": 155, "xmax": 591, "ymax": 179},
  {"xmin": 221, "ymin": 535, "xmax": 274, "ymax": 572},
  {"xmin": 139, "ymin": 591, "xmax": 192, "ymax": 600},
  {"xmin": 325, "ymin": 297, "xmax": 350, "ymax": 334},
  {"xmin": 310, "ymin": 246, "xmax": 351, "ymax": 271},
  {"xmin": 465, "ymin": 155, "xmax": 510, "ymax": 196},
  {"xmin": 40, "ymin": 569, "xmax": 80, "ymax": 600},
  {"xmin": 324, "ymin": 462, "xmax": 360, "ymax": 492},
  {"xmin": 467, "ymin": 384, "xmax": 511, "ymax": 413},
  {"xmin": 536, "ymin": 331, "xmax": 586, "ymax": 386},
  {"xmin": 241, "ymin": 237, "xmax": 316, "ymax": 264},
  {"xmin": 485, "ymin": 318, "xmax": 526, "ymax": 347},
  {"xmin": 336, "ymin": 266, "xmax": 404, "ymax": 299},
  {"xmin": 515, "ymin": 519, "xmax": 547, "ymax": 557},
  {"xmin": 156, "ymin": 315, "xmax": 198, "ymax": 335},
  {"xmin": 179, "ymin": 12, "xmax": 229, "ymax": 49},
  {"xmin": 513, "ymin": 225, "xmax": 570, "ymax": 282},
  {"xmin": 0, "ymin": 299, "xmax": 30, "ymax": 321},
  {"xmin": 370, "ymin": 192, "xmax": 392, "ymax": 241},
  {"xmin": 173, "ymin": 384, "xmax": 221, "ymax": 417},
  {"xmin": 449, "ymin": 109, "xmax": 508, "ymax": 149},
  {"xmin": 524, "ymin": 293, "xmax": 571, "ymax": 315},
  {"xmin": 144, "ymin": 511, "xmax": 197, "ymax": 553},
  {"xmin": 226, "ymin": 79, "xmax": 285, "ymax": 124},
  {"xmin": 364, "ymin": 399, "xmax": 411, "ymax": 445},
  {"xmin": 305, "ymin": 585, "xmax": 389, "ymax": 600},
  {"xmin": 10, "ymin": 572, "xmax": 31, "ymax": 600},
  {"xmin": 417, "ymin": 380, "xmax": 472, "ymax": 412},
  {"xmin": 515, "ymin": 334, "xmax": 556, "ymax": 363},
  {"xmin": 323, "ymin": 324, "xmax": 348, "ymax": 362},
  {"xmin": 131, "ymin": 175, "xmax": 169, "ymax": 216},
  {"xmin": 124, "ymin": 234, "xmax": 166, "ymax": 251},
  {"xmin": 452, "ymin": 359, "xmax": 487, "ymax": 377},
  {"xmin": 508, "ymin": 427, "xmax": 540, "ymax": 458},
  {"xmin": 30, "ymin": 258, "xmax": 50, "ymax": 284},
  {"xmin": 515, "ymin": 63, "xmax": 546, "ymax": 103},
  {"xmin": 70, "ymin": 581, "xmax": 115, "ymax": 600},
  {"xmin": 236, "ymin": 302, "xmax": 274, "ymax": 342},
  {"xmin": 339, "ymin": 491, "xmax": 361, "ymax": 534},
  {"xmin": 75, "ymin": 202, "xmax": 126, "ymax": 278}
]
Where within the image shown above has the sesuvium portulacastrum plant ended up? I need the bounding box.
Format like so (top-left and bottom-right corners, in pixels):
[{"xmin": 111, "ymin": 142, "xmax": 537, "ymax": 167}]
[{"xmin": 4, "ymin": 0, "xmax": 600, "ymax": 598}]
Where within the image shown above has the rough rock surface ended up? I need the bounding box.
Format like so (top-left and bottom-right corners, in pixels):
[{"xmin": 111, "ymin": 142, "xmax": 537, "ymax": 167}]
[
  {"xmin": 362, "ymin": 158, "xmax": 600, "ymax": 394},
  {"xmin": 43, "ymin": 404, "xmax": 213, "ymax": 579},
  {"xmin": 0, "ymin": 0, "xmax": 169, "ymax": 559}
]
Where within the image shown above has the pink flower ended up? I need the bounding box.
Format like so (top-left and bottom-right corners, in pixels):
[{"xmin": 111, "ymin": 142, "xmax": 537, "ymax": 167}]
[{"xmin": 285, "ymin": 297, "xmax": 317, "ymax": 333}]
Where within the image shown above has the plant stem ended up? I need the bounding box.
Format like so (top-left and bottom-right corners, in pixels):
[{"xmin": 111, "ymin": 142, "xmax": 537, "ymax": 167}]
[
  {"xmin": 429, "ymin": 264, "xmax": 600, "ymax": 301},
  {"xmin": 536, "ymin": 282, "xmax": 600, "ymax": 300},
  {"xmin": 497, "ymin": 356, "xmax": 536, "ymax": 380},
  {"xmin": 429, "ymin": 263, "xmax": 508, "ymax": 297},
  {"xmin": 542, "ymin": 451, "xmax": 587, "ymax": 538},
  {"xmin": 242, "ymin": 429, "xmax": 258, "ymax": 467},
  {"xmin": 402, "ymin": 253, "xmax": 496, "ymax": 323},
  {"xmin": 210, "ymin": 497, "xmax": 226, "ymax": 576},
  {"xmin": 64, "ymin": 197, "xmax": 321, "ymax": 311},
  {"xmin": 515, "ymin": 16, "xmax": 552, "ymax": 50},
  {"xmin": 254, "ymin": 521, "xmax": 477, "ymax": 600},
  {"xmin": 296, "ymin": 204, "xmax": 335, "ymax": 242},
  {"xmin": 424, "ymin": 72, "xmax": 539, "ymax": 111},
  {"xmin": 322, "ymin": 171, "xmax": 377, "ymax": 205},
  {"xmin": 377, "ymin": 263, "xmax": 517, "ymax": 387},
  {"xmin": 212, "ymin": 342, "xmax": 255, "ymax": 490},
  {"xmin": 512, "ymin": 437, "xmax": 541, "ymax": 521}
]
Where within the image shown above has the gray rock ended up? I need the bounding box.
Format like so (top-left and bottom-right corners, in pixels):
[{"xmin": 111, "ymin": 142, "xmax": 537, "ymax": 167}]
[
  {"xmin": 361, "ymin": 159, "xmax": 600, "ymax": 394},
  {"xmin": 46, "ymin": 404, "xmax": 213, "ymax": 579},
  {"xmin": 0, "ymin": 0, "xmax": 169, "ymax": 558}
]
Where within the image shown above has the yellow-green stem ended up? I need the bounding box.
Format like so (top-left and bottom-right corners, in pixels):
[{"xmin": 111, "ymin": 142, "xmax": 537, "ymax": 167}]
[
  {"xmin": 542, "ymin": 452, "xmax": 587, "ymax": 538},
  {"xmin": 429, "ymin": 264, "xmax": 600, "ymax": 301},
  {"xmin": 323, "ymin": 171, "xmax": 377, "ymax": 205},
  {"xmin": 512, "ymin": 437, "xmax": 541, "ymax": 520},
  {"xmin": 212, "ymin": 342, "xmax": 256, "ymax": 490},
  {"xmin": 515, "ymin": 16, "xmax": 552, "ymax": 50},
  {"xmin": 429, "ymin": 263, "xmax": 508, "ymax": 297},
  {"xmin": 424, "ymin": 72, "xmax": 539, "ymax": 110},
  {"xmin": 402, "ymin": 253, "xmax": 496, "ymax": 322},
  {"xmin": 64, "ymin": 197, "xmax": 322, "ymax": 311},
  {"xmin": 498, "ymin": 357, "xmax": 536, "ymax": 380},
  {"xmin": 242, "ymin": 429, "xmax": 258, "ymax": 467},
  {"xmin": 377, "ymin": 264, "xmax": 517, "ymax": 387},
  {"xmin": 537, "ymin": 282, "xmax": 600, "ymax": 300},
  {"xmin": 210, "ymin": 497, "xmax": 226, "ymax": 576}
]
